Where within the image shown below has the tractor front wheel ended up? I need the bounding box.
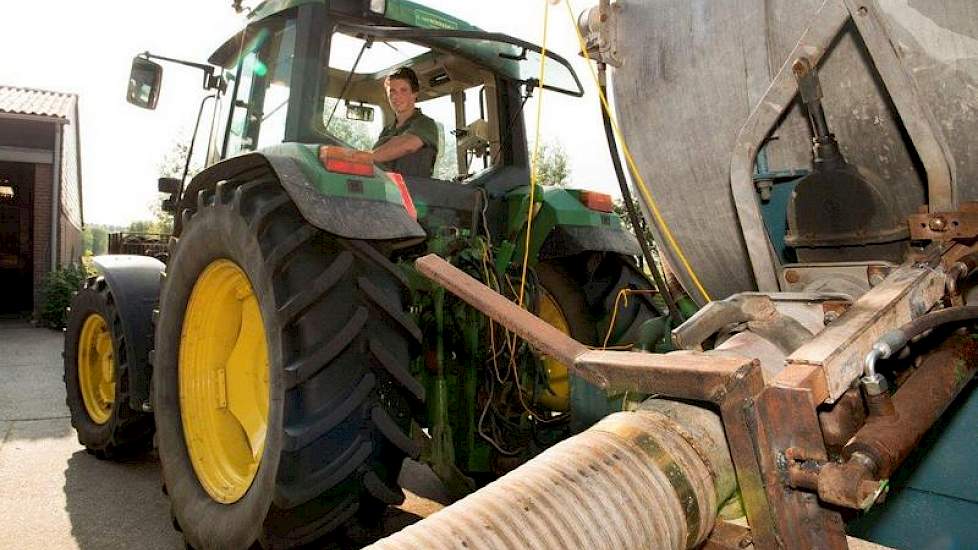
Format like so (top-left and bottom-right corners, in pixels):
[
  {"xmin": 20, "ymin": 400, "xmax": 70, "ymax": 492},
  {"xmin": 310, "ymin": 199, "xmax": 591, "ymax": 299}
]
[{"xmin": 64, "ymin": 278, "xmax": 155, "ymax": 458}]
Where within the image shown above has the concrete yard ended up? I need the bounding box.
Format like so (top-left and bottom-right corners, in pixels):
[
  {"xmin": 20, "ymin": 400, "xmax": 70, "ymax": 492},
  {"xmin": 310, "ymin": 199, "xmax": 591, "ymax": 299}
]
[{"xmin": 0, "ymin": 319, "xmax": 451, "ymax": 549}]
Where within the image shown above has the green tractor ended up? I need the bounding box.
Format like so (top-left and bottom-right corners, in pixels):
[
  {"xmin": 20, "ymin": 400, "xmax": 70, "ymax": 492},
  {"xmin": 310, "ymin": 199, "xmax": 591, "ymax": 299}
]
[{"xmin": 63, "ymin": 1, "xmax": 676, "ymax": 547}]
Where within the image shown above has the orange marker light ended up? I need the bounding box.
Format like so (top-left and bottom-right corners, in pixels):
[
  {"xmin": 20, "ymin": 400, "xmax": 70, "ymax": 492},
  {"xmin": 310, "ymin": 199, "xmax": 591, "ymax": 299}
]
[
  {"xmin": 579, "ymin": 190, "xmax": 614, "ymax": 213},
  {"xmin": 319, "ymin": 145, "xmax": 375, "ymax": 177},
  {"xmin": 386, "ymin": 172, "xmax": 417, "ymax": 220}
]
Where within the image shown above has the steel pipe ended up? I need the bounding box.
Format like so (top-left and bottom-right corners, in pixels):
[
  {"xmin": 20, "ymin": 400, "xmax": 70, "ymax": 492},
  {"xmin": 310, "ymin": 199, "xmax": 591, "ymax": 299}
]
[{"xmin": 368, "ymin": 402, "xmax": 735, "ymax": 550}]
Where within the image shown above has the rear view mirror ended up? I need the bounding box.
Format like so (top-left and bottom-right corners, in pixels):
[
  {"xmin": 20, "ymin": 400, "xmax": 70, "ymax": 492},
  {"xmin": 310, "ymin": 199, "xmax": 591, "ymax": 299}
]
[
  {"xmin": 127, "ymin": 57, "xmax": 163, "ymax": 110},
  {"xmin": 345, "ymin": 103, "xmax": 375, "ymax": 122}
]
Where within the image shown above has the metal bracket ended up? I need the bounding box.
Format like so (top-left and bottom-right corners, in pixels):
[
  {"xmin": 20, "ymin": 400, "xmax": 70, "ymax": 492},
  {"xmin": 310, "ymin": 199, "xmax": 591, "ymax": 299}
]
[
  {"xmin": 841, "ymin": 0, "xmax": 956, "ymax": 212},
  {"xmin": 908, "ymin": 202, "xmax": 978, "ymax": 241},
  {"xmin": 729, "ymin": 0, "xmax": 958, "ymax": 291},
  {"xmin": 578, "ymin": 0, "xmax": 623, "ymax": 67}
]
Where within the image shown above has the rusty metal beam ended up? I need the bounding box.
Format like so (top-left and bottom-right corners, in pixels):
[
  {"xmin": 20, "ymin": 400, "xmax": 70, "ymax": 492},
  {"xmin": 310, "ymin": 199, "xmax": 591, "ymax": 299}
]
[
  {"xmin": 908, "ymin": 208, "xmax": 978, "ymax": 241},
  {"xmin": 702, "ymin": 521, "xmax": 753, "ymax": 550},
  {"xmin": 750, "ymin": 386, "xmax": 848, "ymax": 549},
  {"xmin": 415, "ymin": 253, "xmax": 590, "ymax": 370},
  {"xmin": 845, "ymin": 334, "xmax": 978, "ymax": 478},
  {"xmin": 574, "ymin": 349, "xmax": 756, "ymax": 401}
]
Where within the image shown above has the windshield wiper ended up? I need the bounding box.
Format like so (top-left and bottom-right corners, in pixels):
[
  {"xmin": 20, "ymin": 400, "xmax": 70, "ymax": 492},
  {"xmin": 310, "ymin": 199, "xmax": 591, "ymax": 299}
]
[{"xmin": 324, "ymin": 37, "xmax": 373, "ymax": 132}]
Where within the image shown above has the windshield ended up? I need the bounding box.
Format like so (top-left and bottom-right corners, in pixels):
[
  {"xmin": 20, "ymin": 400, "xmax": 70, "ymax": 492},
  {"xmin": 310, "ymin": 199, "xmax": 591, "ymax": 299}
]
[
  {"xmin": 336, "ymin": 24, "xmax": 584, "ymax": 97},
  {"xmin": 322, "ymin": 30, "xmax": 495, "ymax": 181}
]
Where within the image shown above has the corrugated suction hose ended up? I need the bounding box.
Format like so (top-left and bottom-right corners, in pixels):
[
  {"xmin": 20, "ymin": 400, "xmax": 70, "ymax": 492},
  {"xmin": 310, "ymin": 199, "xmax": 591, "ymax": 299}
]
[{"xmin": 368, "ymin": 401, "xmax": 735, "ymax": 550}]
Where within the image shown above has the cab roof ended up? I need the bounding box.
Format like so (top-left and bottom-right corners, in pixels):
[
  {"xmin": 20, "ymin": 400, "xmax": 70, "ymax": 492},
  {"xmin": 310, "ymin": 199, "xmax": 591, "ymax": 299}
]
[{"xmin": 248, "ymin": 0, "xmax": 478, "ymax": 31}]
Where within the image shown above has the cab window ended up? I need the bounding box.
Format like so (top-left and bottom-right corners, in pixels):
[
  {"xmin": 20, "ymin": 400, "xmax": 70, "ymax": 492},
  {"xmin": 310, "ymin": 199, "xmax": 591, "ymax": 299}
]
[
  {"xmin": 223, "ymin": 16, "xmax": 297, "ymax": 157},
  {"xmin": 321, "ymin": 31, "xmax": 500, "ymax": 181}
]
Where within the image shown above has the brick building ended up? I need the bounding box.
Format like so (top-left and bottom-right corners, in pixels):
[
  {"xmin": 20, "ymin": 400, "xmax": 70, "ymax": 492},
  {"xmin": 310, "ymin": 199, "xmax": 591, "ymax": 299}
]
[{"xmin": 0, "ymin": 86, "xmax": 83, "ymax": 315}]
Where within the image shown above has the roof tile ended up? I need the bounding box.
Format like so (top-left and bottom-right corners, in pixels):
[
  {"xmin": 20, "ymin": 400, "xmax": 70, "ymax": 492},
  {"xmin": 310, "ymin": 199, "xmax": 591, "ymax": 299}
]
[{"xmin": 0, "ymin": 86, "xmax": 76, "ymax": 119}]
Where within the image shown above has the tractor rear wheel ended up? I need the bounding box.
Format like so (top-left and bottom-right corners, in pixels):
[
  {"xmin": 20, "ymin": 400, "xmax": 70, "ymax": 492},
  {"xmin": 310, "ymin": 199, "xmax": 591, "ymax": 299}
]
[
  {"xmin": 153, "ymin": 179, "xmax": 423, "ymax": 549},
  {"xmin": 539, "ymin": 253, "xmax": 661, "ymax": 350},
  {"xmin": 535, "ymin": 254, "xmax": 661, "ymax": 423},
  {"xmin": 64, "ymin": 278, "xmax": 155, "ymax": 458}
]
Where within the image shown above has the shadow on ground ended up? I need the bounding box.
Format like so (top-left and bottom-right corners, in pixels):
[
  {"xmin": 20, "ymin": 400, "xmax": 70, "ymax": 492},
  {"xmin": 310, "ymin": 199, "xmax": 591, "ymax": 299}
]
[
  {"xmin": 321, "ymin": 459, "xmax": 456, "ymax": 548},
  {"xmin": 63, "ymin": 449, "xmax": 453, "ymax": 549},
  {"xmin": 63, "ymin": 450, "xmax": 184, "ymax": 550}
]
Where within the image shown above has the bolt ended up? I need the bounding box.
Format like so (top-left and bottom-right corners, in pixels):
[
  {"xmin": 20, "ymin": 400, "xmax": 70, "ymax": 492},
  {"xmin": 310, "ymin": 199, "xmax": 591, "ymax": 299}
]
[
  {"xmin": 858, "ymin": 6, "xmax": 868, "ymax": 16},
  {"xmin": 784, "ymin": 447, "xmax": 803, "ymax": 461},
  {"xmin": 858, "ymin": 480, "xmax": 880, "ymax": 500},
  {"xmin": 792, "ymin": 58, "xmax": 810, "ymax": 77},
  {"xmin": 867, "ymin": 265, "xmax": 890, "ymax": 285},
  {"xmin": 861, "ymin": 373, "xmax": 889, "ymax": 396},
  {"xmin": 784, "ymin": 270, "xmax": 801, "ymax": 284},
  {"xmin": 929, "ymin": 215, "xmax": 949, "ymax": 232},
  {"xmin": 823, "ymin": 310, "xmax": 840, "ymax": 325}
]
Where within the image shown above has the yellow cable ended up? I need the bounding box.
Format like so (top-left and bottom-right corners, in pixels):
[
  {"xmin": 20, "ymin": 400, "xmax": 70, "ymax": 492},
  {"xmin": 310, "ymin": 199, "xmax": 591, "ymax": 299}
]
[
  {"xmin": 601, "ymin": 288, "xmax": 657, "ymax": 348},
  {"xmin": 517, "ymin": 0, "xmax": 551, "ymax": 309},
  {"xmin": 563, "ymin": 0, "xmax": 712, "ymax": 302}
]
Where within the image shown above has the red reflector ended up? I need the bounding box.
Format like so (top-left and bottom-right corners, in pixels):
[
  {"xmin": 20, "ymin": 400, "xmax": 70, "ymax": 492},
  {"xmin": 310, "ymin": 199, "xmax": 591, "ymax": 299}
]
[
  {"xmin": 319, "ymin": 145, "xmax": 375, "ymax": 177},
  {"xmin": 580, "ymin": 191, "xmax": 614, "ymax": 213},
  {"xmin": 387, "ymin": 172, "xmax": 417, "ymax": 220}
]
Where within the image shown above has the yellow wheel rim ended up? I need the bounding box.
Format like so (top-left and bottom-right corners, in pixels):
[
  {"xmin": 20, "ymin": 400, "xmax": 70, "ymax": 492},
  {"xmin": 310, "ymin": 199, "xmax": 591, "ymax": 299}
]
[
  {"xmin": 536, "ymin": 290, "xmax": 571, "ymax": 412},
  {"xmin": 78, "ymin": 313, "xmax": 116, "ymax": 424},
  {"xmin": 179, "ymin": 260, "xmax": 270, "ymax": 504}
]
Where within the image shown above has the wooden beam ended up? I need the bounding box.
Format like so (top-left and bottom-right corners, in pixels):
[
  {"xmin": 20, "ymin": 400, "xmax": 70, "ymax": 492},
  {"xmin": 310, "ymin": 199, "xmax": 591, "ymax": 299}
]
[
  {"xmin": 0, "ymin": 146, "xmax": 53, "ymax": 164},
  {"xmin": 787, "ymin": 266, "xmax": 945, "ymax": 403}
]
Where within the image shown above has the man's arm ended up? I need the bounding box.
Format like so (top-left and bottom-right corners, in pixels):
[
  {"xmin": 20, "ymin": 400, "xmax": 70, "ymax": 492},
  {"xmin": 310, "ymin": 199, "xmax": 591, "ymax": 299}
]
[{"xmin": 372, "ymin": 134, "xmax": 424, "ymax": 163}]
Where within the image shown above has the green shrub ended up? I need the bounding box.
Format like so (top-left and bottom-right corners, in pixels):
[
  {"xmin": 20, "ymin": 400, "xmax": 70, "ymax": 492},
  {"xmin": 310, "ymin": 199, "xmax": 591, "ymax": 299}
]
[{"xmin": 39, "ymin": 264, "xmax": 90, "ymax": 329}]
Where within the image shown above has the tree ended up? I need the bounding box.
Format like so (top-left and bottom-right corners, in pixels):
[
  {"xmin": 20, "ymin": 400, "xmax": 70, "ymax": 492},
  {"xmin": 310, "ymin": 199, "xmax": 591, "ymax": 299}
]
[
  {"xmin": 83, "ymin": 225, "xmax": 109, "ymax": 255},
  {"xmin": 324, "ymin": 100, "xmax": 375, "ymax": 150},
  {"xmin": 145, "ymin": 136, "xmax": 201, "ymax": 236},
  {"xmin": 532, "ymin": 140, "xmax": 570, "ymax": 187}
]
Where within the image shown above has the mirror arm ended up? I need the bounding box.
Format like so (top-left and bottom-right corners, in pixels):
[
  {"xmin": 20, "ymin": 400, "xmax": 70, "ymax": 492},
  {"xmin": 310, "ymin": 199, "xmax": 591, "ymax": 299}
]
[
  {"xmin": 176, "ymin": 94, "xmax": 219, "ymax": 204},
  {"xmin": 139, "ymin": 51, "xmax": 227, "ymax": 92}
]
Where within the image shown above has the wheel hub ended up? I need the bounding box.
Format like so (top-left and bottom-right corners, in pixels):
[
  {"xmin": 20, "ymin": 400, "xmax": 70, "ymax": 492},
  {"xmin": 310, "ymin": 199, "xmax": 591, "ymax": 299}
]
[
  {"xmin": 537, "ymin": 290, "xmax": 571, "ymax": 412},
  {"xmin": 180, "ymin": 259, "xmax": 270, "ymax": 504},
  {"xmin": 78, "ymin": 313, "xmax": 116, "ymax": 424}
]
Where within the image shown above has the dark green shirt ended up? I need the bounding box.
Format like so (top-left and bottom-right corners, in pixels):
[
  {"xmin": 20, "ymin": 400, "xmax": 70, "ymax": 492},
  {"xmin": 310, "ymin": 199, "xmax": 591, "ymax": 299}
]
[{"xmin": 374, "ymin": 108, "xmax": 439, "ymax": 178}]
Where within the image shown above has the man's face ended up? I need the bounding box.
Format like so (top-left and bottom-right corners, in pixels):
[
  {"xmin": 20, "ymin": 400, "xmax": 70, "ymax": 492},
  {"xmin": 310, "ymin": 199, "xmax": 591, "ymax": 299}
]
[{"xmin": 385, "ymin": 77, "xmax": 417, "ymax": 115}]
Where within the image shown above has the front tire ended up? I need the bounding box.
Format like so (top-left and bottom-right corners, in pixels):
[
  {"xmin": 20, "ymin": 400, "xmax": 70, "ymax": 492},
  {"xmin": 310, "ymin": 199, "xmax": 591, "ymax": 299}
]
[
  {"xmin": 153, "ymin": 178, "xmax": 423, "ymax": 549},
  {"xmin": 64, "ymin": 278, "xmax": 154, "ymax": 458}
]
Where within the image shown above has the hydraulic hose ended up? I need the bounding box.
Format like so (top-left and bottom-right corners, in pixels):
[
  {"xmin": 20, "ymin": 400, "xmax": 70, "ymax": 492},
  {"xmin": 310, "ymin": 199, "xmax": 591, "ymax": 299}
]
[
  {"xmin": 598, "ymin": 63, "xmax": 683, "ymax": 323},
  {"xmin": 865, "ymin": 305, "xmax": 978, "ymax": 380},
  {"xmin": 947, "ymin": 251, "xmax": 978, "ymax": 296}
]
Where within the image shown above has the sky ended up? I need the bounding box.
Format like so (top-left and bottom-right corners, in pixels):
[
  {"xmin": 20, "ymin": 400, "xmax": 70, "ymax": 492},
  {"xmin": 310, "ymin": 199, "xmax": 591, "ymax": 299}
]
[{"xmin": 1, "ymin": 0, "xmax": 618, "ymax": 226}]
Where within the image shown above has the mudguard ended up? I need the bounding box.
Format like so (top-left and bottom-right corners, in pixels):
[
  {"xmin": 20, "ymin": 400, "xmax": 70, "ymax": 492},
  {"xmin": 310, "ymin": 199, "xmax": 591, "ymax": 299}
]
[
  {"xmin": 507, "ymin": 186, "xmax": 641, "ymax": 261},
  {"xmin": 90, "ymin": 255, "xmax": 165, "ymax": 411},
  {"xmin": 538, "ymin": 223, "xmax": 640, "ymax": 260},
  {"xmin": 176, "ymin": 143, "xmax": 426, "ymax": 242}
]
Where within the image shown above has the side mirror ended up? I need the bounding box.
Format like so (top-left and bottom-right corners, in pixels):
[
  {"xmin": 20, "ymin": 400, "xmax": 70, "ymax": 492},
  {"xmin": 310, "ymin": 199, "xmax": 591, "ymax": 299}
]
[
  {"xmin": 127, "ymin": 57, "xmax": 163, "ymax": 109},
  {"xmin": 345, "ymin": 103, "xmax": 375, "ymax": 122}
]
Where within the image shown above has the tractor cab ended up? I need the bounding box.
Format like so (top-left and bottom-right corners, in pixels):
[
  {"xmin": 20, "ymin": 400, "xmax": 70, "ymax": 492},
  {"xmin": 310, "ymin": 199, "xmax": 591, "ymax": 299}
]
[{"xmin": 133, "ymin": 0, "xmax": 582, "ymax": 187}]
